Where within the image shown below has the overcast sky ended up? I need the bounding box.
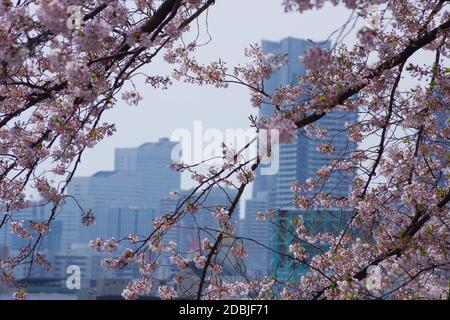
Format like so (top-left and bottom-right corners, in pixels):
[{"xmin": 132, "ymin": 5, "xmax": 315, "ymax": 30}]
[
  {"xmin": 76, "ymin": 1, "xmax": 353, "ymax": 183},
  {"xmin": 72, "ymin": 0, "xmax": 437, "ymax": 210}
]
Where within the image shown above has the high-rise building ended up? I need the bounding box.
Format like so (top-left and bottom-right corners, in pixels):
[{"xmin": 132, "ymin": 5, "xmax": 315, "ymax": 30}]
[
  {"xmin": 253, "ymin": 37, "xmax": 357, "ymax": 209},
  {"xmin": 240, "ymin": 195, "xmax": 270, "ymax": 278},
  {"xmin": 70, "ymin": 138, "xmax": 180, "ymax": 210},
  {"xmin": 0, "ymin": 220, "xmax": 8, "ymax": 249},
  {"xmin": 253, "ymin": 37, "xmax": 317, "ymax": 202},
  {"xmin": 276, "ymin": 110, "xmax": 357, "ymax": 209},
  {"xmin": 115, "ymin": 138, "xmax": 180, "ymax": 209},
  {"xmin": 6, "ymin": 201, "xmax": 76, "ymax": 253},
  {"xmin": 269, "ymin": 207, "xmax": 353, "ymax": 280},
  {"xmin": 432, "ymin": 101, "xmax": 448, "ymax": 188},
  {"xmin": 244, "ymin": 37, "xmax": 358, "ymax": 279},
  {"xmin": 68, "ymin": 138, "xmax": 180, "ymax": 244},
  {"xmin": 107, "ymin": 207, "xmax": 154, "ymax": 241}
]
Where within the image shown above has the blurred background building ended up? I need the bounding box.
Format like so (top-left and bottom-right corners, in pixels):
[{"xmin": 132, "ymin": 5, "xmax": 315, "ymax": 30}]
[
  {"xmin": 1, "ymin": 37, "xmax": 361, "ymax": 298},
  {"xmin": 242, "ymin": 37, "xmax": 357, "ymax": 280}
]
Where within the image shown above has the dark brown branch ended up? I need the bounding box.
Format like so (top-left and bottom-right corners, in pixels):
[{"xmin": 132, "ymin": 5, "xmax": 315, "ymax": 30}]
[{"xmin": 295, "ymin": 17, "xmax": 450, "ymax": 129}]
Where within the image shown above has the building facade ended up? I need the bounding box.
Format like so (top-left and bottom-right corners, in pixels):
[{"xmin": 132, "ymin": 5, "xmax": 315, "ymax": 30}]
[{"xmin": 245, "ymin": 37, "xmax": 358, "ymax": 279}]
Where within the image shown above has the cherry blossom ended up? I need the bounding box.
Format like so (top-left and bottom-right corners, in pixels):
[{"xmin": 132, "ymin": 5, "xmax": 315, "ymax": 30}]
[
  {"xmin": 212, "ymin": 207, "xmax": 229, "ymax": 222},
  {"xmin": 231, "ymin": 244, "xmax": 248, "ymax": 258},
  {"xmin": 263, "ymin": 112, "xmax": 298, "ymax": 144},
  {"xmin": 122, "ymin": 277, "xmax": 152, "ymax": 300},
  {"xmin": 302, "ymin": 47, "xmax": 331, "ymax": 72},
  {"xmin": 0, "ymin": 0, "xmax": 448, "ymax": 301},
  {"xmin": 194, "ymin": 255, "xmax": 207, "ymax": 269},
  {"xmin": 139, "ymin": 261, "xmax": 158, "ymax": 275},
  {"xmin": 81, "ymin": 210, "xmax": 96, "ymax": 226},
  {"xmin": 158, "ymin": 285, "xmax": 178, "ymax": 300},
  {"xmin": 237, "ymin": 170, "xmax": 255, "ymax": 184}
]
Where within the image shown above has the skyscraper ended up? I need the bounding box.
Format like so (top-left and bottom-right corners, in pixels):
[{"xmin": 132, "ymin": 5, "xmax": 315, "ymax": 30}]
[
  {"xmin": 276, "ymin": 111, "xmax": 357, "ymax": 209},
  {"xmin": 6, "ymin": 201, "xmax": 75, "ymax": 254},
  {"xmin": 115, "ymin": 138, "xmax": 180, "ymax": 209},
  {"xmin": 253, "ymin": 37, "xmax": 357, "ymax": 209},
  {"xmin": 240, "ymin": 196, "xmax": 270, "ymax": 278},
  {"xmin": 244, "ymin": 37, "xmax": 358, "ymax": 279},
  {"xmin": 253, "ymin": 37, "xmax": 317, "ymax": 203},
  {"xmin": 107, "ymin": 207, "xmax": 154, "ymax": 241},
  {"xmin": 68, "ymin": 138, "xmax": 180, "ymax": 246},
  {"xmin": 70, "ymin": 138, "xmax": 180, "ymax": 209}
]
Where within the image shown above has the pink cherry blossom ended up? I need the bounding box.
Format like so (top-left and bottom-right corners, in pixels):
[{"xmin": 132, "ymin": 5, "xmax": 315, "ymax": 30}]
[
  {"xmin": 237, "ymin": 170, "xmax": 255, "ymax": 184},
  {"xmin": 302, "ymin": 46, "xmax": 331, "ymax": 71},
  {"xmin": 194, "ymin": 255, "xmax": 207, "ymax": 269},
  {"xmin": 122, "ymin": 278, "xmax": 152, "ymax": 300},
  {"xmin": 231, "ymin": 244, "xmax": 248, "ymax": 258},
  {"xmin": 212, "ymin": 207, "xmax": 229, "ymax": 222},
  {"xmin": 158, "ymin": 286, "xmax": 177, "ymax": 300},
  {"xmin": 0, "ymin": 0, "xmax": 448, "ymax": 301},
  {"xmin": 139, "ymin": 261, "xmax": 158, "ymax": 275},
  {"xmin": 263, "ymin": 112, "xmax": 297, "ymax": 144},
  {"xmin": 81, "ymin": 210, "xmax": 96, "ymax": 226}
]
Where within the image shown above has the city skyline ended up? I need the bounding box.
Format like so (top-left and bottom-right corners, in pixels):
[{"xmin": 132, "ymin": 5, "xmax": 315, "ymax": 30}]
[{"xmin": 1, "ymin": 0, "xmax": 448, "ymax": 302}]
